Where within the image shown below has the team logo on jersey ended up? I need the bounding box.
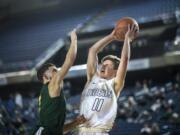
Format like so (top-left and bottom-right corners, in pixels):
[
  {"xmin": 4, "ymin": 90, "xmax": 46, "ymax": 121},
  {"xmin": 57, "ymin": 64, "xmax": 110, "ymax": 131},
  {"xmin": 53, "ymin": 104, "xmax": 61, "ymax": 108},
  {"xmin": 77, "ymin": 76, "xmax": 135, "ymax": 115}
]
[{"xmin": 86, "ymin": 88, "xmax": 112, "ymax": 98}]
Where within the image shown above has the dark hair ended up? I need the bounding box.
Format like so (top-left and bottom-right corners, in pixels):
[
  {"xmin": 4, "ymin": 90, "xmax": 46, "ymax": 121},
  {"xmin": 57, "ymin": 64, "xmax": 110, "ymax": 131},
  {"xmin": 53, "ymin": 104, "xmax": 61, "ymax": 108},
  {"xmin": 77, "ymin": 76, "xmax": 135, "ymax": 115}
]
[
  {"xmin": 37, "ymin": 63, "xmax": 55, "ymax": 82},
  {"xmin": 101, "ymin": 55, "xmax": 120, "ymax": 70}
]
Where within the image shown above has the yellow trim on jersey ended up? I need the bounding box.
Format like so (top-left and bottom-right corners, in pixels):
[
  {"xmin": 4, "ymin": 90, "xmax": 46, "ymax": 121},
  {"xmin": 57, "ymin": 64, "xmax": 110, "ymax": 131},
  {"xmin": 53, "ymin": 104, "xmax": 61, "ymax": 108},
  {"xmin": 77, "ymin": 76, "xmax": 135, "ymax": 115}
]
[
  {"xmin": 38, "ymin": 95, "xmax": 41, "ymax": 112},
  {"xmin": 79, "ymin": 127, "xmax": 111, "ymax": 133}
]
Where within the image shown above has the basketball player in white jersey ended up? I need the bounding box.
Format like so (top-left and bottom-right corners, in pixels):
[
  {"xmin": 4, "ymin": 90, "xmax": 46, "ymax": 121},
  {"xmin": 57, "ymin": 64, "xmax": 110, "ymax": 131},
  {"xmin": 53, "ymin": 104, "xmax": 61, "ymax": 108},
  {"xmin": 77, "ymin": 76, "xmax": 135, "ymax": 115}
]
[{"xmin": 78, "ymin": 24, "xmax": 138, "ymax": 135}]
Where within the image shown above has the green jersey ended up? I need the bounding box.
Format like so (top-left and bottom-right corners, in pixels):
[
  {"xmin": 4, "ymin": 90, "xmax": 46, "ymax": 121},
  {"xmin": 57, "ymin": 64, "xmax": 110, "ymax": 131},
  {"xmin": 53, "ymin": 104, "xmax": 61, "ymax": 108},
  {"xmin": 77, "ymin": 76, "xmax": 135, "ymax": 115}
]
[{"xmin": 38, "ymin": 84, "xmax": 66, "ymax": 135}]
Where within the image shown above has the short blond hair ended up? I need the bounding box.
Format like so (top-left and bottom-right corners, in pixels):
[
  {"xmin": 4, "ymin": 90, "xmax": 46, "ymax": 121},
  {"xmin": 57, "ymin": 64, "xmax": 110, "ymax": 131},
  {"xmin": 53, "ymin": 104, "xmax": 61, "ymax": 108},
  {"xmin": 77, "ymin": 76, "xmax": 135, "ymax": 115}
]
[{"xmin": 101, "ymin": 55, "xmax": 120, "ymax": 70}]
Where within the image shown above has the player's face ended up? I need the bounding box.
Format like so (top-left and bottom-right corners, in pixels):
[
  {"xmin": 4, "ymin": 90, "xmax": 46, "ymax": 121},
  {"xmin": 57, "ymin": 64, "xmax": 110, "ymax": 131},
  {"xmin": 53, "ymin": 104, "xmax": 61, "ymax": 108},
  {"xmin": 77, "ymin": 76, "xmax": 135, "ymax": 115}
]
[
  {"xmin": 99, "ymin": 60, "xmax": 116, "ymax": 79},
  {"xmin": 44, "ymin": 66, "xmax": 58, "ymax": 82}
]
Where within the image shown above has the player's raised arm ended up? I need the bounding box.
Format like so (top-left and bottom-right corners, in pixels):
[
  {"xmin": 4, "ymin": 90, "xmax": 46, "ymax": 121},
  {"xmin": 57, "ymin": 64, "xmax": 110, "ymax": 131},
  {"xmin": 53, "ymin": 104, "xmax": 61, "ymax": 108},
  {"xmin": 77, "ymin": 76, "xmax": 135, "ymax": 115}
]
[
  {"xmin": 114, "ymin": 24, "xmax": 138, "ymax": 97},
  {"xmin": 87, "ymin": 31, "xmax": 116, "ymax": 81},
  {"xmin": 49, "ymin": 29, "xmax": 77, "ymax": 94}
]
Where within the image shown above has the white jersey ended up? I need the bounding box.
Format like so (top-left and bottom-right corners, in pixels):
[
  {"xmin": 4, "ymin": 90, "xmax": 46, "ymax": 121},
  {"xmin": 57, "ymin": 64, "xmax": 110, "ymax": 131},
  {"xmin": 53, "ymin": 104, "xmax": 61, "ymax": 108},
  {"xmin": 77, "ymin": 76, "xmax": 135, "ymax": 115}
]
[{"xmin": 79, "ymin": 75, "xmax": 117, "ymax": 132}]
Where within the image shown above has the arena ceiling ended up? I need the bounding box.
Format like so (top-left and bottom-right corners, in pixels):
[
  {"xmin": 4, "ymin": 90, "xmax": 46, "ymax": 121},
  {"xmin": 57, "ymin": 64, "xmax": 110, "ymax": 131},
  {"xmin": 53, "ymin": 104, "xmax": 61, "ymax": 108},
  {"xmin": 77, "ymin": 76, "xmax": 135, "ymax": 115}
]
[{"xmin": 0, "ymin": 0, "xmax": 111, "ymax": 16}]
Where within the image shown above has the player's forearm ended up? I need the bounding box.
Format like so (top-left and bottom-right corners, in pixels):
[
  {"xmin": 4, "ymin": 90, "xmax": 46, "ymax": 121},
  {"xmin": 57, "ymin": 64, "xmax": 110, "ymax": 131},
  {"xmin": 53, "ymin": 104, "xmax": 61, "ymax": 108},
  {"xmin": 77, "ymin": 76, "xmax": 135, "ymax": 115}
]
[
  {"xmin": 66, "ymin": 40, "xmax": 77, "ymax": 64},
  {"xmin": 63, "ymin": 121, "xmax": 77, "ymax": 134},
  {"xmin": 114, "ymin": 39, "xmax": 130, "ymax": 96},
  {"xmin": 56, "ymin": 39, "xmax": 77, "ymax": 79},
  {"xmin": 121, "ymin": 37, "xmax": 131, "ymax": 61},
  {"xmin": 90, "ymin": 34, "xmax": 113, "ymax": 54}
]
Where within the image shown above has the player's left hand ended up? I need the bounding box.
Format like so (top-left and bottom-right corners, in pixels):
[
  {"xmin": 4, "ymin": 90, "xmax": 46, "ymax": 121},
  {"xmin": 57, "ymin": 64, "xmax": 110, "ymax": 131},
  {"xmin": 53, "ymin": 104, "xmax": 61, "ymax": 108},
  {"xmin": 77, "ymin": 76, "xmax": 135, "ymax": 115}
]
[{"xmin": 125, "ymin": 24, "xmax": 138, "ymax": 42}]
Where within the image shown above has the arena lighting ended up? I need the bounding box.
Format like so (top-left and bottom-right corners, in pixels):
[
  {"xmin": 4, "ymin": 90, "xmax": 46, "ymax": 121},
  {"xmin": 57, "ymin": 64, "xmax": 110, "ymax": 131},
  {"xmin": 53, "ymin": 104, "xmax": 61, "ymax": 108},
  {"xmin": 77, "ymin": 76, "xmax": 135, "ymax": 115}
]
[
  {"xmin": 57, "ymin": 58, "xmax": 151, "ymax": 73},
  {"xmin": 165, "ymin": 50, "xmax": 180, "ymax": 56},
  {"xmin": 2, "ymin": 70, "xmax": 31, "ymax": 77},
  {"xmin": 0, "ymin": 53, "xmax": 180, "ymax": 85},
  {"xmin": 0, "ymin": 70, "xmax": 32, "ymax": 85},
  {"xmin": 174, "ymin": 37, "xmax": 180, "ymax": 46},
  {"xmin": 70, "ymin": 64, "xmax": 87, "ymax": 71},
  {"xmin": 57, "ymin": 64, "xmax": 87, "ymax": 71}
]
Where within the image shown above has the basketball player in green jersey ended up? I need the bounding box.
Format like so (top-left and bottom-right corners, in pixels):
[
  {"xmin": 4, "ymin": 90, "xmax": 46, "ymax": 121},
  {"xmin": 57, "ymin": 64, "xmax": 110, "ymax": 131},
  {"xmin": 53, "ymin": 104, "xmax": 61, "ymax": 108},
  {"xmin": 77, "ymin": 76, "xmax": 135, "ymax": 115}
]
[{"xmin": 31, "ymin": 29, "xmax": 86, "ymax": 135}]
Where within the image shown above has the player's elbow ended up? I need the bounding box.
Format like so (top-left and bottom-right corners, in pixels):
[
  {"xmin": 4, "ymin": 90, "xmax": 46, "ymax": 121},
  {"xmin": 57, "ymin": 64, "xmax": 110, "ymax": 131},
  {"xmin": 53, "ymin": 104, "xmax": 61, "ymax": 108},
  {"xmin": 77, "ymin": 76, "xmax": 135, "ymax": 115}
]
[
  {"xmin": 89, "ymin": 46, "xmax": 98, "ymax": 54},
  {"xmin": 89, "ymin": 47, "xmax": 94, "ymax": 53}
]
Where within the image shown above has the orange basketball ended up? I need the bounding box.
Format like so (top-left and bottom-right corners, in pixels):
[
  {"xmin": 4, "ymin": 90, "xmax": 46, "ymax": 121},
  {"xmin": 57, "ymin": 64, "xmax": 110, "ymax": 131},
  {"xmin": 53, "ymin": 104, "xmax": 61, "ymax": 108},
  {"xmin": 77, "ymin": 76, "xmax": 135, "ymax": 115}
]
[{"xmin": 114, "ymin": 17, "xmax": 139, "ymax": 41}]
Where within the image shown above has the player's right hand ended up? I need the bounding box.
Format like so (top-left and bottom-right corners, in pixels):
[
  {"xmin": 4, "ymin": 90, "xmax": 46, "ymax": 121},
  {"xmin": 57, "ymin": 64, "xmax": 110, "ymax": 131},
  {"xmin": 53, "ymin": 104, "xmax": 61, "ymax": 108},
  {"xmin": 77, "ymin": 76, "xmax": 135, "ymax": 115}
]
[
  {"xmin": 75, "ymin": 115, "xmax": 87, "ymax": 125},
  {"xmin": 109, "ymin": 30, "xmax": 117, "ymax": 40}
]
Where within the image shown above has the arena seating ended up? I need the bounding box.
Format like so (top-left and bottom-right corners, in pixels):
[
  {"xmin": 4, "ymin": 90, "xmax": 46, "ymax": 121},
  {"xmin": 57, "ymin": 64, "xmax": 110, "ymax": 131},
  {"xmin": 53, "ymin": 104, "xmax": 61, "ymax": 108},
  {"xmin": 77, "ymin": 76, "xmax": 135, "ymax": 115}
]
[
  {"xmin": 0, "ymin": 79, "xmax": 179, "ymax": 135},
  {"xmin": 82, "ymin": 0, "xmax": 179, "ymax": 32},
  {"xmin": 0, "ymin": 12, "xmax": 96, "ymax": 72}
]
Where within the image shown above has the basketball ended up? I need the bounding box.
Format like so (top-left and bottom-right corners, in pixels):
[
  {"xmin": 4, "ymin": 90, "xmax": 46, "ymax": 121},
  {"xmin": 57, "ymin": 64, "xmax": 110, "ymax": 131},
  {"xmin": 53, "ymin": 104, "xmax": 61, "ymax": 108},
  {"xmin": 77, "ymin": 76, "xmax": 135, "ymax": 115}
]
[{"xmin": 114, "ymin": 17, "xmax": 139, "ymax": 41}]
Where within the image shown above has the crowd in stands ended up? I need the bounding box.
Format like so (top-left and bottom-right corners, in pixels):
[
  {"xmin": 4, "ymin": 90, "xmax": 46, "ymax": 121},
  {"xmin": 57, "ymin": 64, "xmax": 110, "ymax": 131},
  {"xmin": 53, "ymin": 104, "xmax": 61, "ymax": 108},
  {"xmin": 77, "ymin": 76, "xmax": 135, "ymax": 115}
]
[
  {"xmin": 0, "ymin": 93, "xmax": 38, "ymax": 135},
  {"xmin": 0, "ymin": 73, "xmax": 180, "ymax": 135}
]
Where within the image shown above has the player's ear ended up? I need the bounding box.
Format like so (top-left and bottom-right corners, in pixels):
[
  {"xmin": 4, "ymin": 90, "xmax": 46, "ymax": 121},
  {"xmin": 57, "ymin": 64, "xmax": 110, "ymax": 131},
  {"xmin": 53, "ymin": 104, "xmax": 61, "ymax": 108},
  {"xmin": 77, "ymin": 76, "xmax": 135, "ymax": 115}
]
[
  {"xmin": 43, "ymin": 74, "xmax": 49, "ymax": 82},
  {"xmin": 43, "ymin": 74, "xmax": 46, "ymax": 81},
  {"xmin": 114, "ymin": 70, "xmax": 117, "ymax": 76}
]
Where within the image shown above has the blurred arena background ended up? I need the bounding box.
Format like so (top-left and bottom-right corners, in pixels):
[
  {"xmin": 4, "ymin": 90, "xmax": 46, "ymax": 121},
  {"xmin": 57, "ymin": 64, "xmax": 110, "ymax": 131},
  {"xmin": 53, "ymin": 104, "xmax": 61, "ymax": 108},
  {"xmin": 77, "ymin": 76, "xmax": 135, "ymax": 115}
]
[{"xmin": 0, "ymin": 0, "xmax": 180, "ymax": 134}]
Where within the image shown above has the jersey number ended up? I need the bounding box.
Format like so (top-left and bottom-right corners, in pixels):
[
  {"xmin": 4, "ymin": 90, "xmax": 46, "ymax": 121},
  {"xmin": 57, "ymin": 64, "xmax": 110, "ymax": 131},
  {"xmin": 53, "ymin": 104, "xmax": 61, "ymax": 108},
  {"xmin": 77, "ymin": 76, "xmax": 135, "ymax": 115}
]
[{"xmin": 92, "ymin": 98, "xmax": 104, "ymax": 112}]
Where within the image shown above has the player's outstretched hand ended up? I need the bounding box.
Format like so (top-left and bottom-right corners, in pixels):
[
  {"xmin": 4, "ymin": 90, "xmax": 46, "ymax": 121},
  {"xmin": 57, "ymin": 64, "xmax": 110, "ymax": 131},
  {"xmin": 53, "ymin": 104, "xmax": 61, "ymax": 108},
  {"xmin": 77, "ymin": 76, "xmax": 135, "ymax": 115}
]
[
  {"xmin": 70, "ymin": 29, "xmax": 77, "ymax": 43},
  {"xmin": 125, "ymin": 24, "xmax": 138, "ymax": 42}
]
